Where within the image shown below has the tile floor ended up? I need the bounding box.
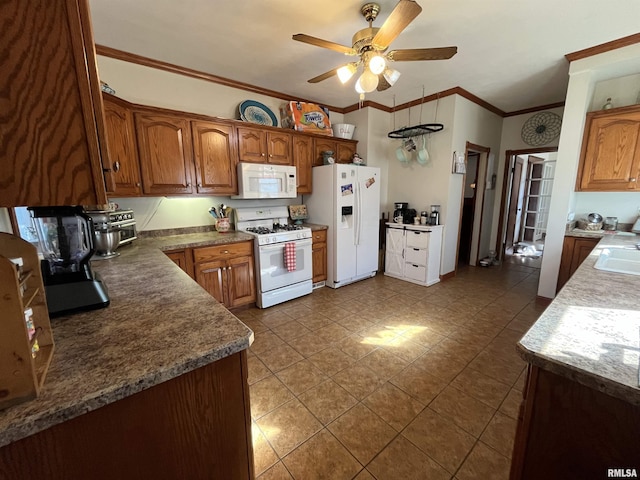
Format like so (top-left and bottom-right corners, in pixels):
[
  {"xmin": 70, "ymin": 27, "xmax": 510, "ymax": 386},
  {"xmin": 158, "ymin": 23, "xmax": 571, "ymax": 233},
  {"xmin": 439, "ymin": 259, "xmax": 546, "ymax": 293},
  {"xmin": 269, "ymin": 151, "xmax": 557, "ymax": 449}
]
[{"xmin": 235, "ymin": 261, "xmax": 545, "ymax": 480}]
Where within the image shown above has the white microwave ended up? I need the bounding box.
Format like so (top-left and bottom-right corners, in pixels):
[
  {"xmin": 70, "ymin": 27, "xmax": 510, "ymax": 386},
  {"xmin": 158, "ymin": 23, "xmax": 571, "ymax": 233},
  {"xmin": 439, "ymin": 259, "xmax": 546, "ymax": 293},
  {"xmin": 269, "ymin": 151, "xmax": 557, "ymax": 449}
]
[{"xmin": 232, "ymin": 162, "xmax": 297, "ymax": 199}]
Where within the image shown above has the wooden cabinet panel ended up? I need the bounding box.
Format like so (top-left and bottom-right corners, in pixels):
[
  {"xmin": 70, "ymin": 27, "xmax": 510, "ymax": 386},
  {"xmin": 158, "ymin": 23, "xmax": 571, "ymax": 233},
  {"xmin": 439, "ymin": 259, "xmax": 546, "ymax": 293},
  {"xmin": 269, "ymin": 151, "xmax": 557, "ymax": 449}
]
[
  {"xmin": 194, "ymin": 241, "xmax": 255, "ymax": 308},
  {"xmin": 556, "ymin": 236, "xmax": 599, "ymax": 292},
  {"xmin": 192, "ymin": 120, "xmax": 238, "ymax": 195},
  {"xmin": 227, "ymin": 255, "xmax": 256, "ymax": 308},
  {"xmin": 135, "ymin": 112, "xmax": 194, "ymax": 195},
  {"xmin": 337, "ymin": 141, "xmax": 357, "ymax": 164},
  {"xmin": 313, "ymin": 138, "xmax": 338, "ymax": 167},
  {"xmin": 266, "ymin": 131, "xmax": 292, "ymax": 165},
  {"xmin": 102, "ymin": 94, "xmax": 142, "ymax": 196},
  {"xmin": 237, "ymin": 127, "xmax": 292, "ymax": 165},
  {"xmin": 165, "ymin": 249, "xmax": 194, "ymax": 279},
  {"xmin": 237, "ymin": 127, "xmax": 266, "ymax": 163},
  {"xmin": 0, "ymin": 0, "xmax": 108, "ymax": 207},
  {"xmin": 577, "ymin": 106, "xmax": 640, "ymax": 191},
  {"xmin": 293, "ymin": 135, "xmax": 314, "ymax": 194},
  {"xmin": 311, "ymin": 229, "xmax": 327, "ymax": 283}
]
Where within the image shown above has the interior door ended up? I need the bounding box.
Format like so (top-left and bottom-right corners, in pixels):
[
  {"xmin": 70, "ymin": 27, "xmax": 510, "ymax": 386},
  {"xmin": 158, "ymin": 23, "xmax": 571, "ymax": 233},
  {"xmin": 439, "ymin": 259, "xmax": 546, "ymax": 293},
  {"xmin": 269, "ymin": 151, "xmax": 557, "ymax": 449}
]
[{"xmin": 505, "ymin": 156, "xmax": 525, "ymax": 251}]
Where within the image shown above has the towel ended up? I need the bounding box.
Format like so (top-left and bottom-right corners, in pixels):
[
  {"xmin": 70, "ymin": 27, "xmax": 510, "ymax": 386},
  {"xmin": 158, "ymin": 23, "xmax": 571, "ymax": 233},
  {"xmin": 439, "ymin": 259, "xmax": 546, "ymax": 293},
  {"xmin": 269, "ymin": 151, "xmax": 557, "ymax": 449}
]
[{"xmin": 284, "ymin": 242, "xmax": 296, "ymax": 272}]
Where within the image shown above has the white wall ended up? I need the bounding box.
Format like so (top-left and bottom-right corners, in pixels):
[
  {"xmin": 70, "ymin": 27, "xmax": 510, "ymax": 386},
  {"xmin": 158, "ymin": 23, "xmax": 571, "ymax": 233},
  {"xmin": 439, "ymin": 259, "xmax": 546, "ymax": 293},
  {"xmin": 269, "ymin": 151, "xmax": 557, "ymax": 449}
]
[
  {"xmin": 538, "ymin": 43, "xmax": 640, "ymax": 299},
  {"xmin": 590, "ymin": 72, "xmax": 640, "ymax": 112}
]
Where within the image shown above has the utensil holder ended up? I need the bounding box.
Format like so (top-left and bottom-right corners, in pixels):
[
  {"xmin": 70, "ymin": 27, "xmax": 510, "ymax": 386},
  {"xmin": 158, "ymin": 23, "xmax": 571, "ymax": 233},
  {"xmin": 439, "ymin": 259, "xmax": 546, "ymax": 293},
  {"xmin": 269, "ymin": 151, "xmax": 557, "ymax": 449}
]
[{"xmin": 215, "ymin": 218, "xmax": 231, "ymax": 233}]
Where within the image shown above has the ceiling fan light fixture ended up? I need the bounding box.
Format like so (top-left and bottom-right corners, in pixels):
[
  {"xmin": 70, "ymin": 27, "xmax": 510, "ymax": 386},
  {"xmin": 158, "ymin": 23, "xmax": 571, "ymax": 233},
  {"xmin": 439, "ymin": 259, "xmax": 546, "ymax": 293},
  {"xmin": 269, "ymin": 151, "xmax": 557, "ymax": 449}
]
[
  {"xmin": 358, "ymin": 69, "xmax": 379, "ymax": 93},
  {"xmin": 383, "ymin": 67, "xmax": 401, "ymax": 86},
  {"xmin": 337, "ymin": 63, "xmax": 357, "ymax": 84},
  {"xmin": 369, "ymin": 54, "xmax": 386, "ymax": 75}
]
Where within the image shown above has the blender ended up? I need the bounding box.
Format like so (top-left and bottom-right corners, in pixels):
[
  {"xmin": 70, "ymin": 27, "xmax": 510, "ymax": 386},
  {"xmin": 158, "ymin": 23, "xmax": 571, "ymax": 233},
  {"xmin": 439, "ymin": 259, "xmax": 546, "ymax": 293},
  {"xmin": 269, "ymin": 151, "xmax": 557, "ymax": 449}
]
[{"xmin": 28, "ymin": 206, "xmax": 110, "ymax": 317}]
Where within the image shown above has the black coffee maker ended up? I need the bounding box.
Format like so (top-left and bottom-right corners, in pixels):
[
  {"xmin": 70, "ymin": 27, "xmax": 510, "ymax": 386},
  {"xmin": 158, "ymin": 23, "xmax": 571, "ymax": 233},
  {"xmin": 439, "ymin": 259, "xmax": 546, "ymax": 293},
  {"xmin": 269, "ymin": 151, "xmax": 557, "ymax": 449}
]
[
  {"xmin": 393, "ymin": 202, "xmax": 416, "ymax": 224},
  {"xmin": 28, "ymin": 206, "xmax": 110, "ymax": 317}
]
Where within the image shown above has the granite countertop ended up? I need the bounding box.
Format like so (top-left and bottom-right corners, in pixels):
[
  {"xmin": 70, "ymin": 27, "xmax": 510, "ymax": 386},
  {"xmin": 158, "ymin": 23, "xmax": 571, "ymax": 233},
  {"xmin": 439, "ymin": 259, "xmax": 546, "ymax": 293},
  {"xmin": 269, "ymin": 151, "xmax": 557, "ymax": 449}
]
[
  {"xmin": 518, "ymin": 233, "xmax": 640, "ymax": 405},
  {"xmin": 565, "ymin": 228, "xmax": 606, "ymax": 239},
  {"xmin": 0, "ymin": 231, "xmax": 255, "ymax": 448}
]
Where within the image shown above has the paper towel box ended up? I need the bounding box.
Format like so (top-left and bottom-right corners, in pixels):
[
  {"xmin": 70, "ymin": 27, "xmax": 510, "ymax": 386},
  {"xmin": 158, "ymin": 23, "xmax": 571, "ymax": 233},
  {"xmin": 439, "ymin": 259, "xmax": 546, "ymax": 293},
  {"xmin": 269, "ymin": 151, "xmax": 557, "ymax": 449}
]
[{"xmin": 281, "ymin": 101, "xmax": 333, "ymax": 136}]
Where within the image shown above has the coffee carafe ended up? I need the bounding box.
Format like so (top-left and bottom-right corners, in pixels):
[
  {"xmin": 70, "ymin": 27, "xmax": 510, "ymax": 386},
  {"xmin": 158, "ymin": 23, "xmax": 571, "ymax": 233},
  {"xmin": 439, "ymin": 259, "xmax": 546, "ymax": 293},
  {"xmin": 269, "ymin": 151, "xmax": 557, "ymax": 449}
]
[{"xmin": 28, "ymin": 206, "xmax": 110, "ymax": 317}]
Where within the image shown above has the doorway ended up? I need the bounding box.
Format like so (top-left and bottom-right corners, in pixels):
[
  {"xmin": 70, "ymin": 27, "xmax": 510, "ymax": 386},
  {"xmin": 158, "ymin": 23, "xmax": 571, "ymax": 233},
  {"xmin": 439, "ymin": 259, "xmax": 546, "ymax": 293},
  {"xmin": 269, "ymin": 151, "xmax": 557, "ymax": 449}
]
[
  {"xmin": 496, "ymin": 148, "xmax": 558, "ymax": 267},
  {"xmin": 458, "ymin": 152, "xmax": 479, "ymax": 265}
]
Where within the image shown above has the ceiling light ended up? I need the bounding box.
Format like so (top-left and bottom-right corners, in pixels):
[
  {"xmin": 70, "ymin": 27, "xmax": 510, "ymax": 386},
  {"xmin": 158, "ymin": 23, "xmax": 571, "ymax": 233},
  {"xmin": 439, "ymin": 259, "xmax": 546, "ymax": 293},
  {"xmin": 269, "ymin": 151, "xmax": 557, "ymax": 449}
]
[
  {"xmin": 383, "ymin": 68, "xmax": 401, "ymax": 86},
  {"xmin": 337, "ymin": 63, "xmax": 357, "ymax": 84},
  {"xmin": 358, "ymin": 69, "xmax": 379, "ymax": 93},
  {"xmin": 369, "ymin": 55, "xmax": 386, "ymax": 75}
]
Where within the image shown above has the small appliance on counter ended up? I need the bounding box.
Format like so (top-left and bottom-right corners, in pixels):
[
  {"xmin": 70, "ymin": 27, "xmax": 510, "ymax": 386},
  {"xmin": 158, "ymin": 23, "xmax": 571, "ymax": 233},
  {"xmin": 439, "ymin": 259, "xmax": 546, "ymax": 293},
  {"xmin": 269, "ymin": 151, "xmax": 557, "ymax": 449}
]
[
  {"xmin": 393, "ymin": 202, "xmax": 416, "ymax": 224},
  {"xmin": 28, "ymin": 206, "xmax": 110, "ymax": 317},
  {"xmin": 430, "ymin": 205, "xmax": 440, "ymax": 225},
  {"xmin": 85, "ymin": 209, "xmax": 137, "ymax": 258}
]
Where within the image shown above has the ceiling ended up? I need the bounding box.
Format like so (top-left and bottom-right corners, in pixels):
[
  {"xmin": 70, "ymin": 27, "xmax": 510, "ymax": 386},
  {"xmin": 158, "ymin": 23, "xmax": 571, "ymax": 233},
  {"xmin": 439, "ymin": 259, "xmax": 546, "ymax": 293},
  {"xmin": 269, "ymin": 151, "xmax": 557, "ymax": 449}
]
[{"xmin": 88, "ymin": 0, "xmax": 640, "ymax": 113}]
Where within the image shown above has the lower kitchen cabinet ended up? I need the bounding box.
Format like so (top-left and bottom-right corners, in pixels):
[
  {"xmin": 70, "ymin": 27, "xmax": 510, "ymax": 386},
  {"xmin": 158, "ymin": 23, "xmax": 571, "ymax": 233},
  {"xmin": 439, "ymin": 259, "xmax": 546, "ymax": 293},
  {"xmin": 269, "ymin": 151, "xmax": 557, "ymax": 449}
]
[
  {"xmin": 193, "ymin": 242, "xmax": 256, "ymax": 308},
  {"xmin": 384, "ymin": 224, "xmax": 443, "ymax": 286},
  {"xmin": 311, "ymin": 229, "xmax": 327, "ymax": 284},
  {"xmin": 0, "ymin": 351, "xmax": 254, "ymax": 480},
  {"xmin": 556, "ymin": 235, "xmax": 600, "ymax": 293},
  {"xmin": 164, "ymin": 248, "xmax": 194, "ymax": 279}
]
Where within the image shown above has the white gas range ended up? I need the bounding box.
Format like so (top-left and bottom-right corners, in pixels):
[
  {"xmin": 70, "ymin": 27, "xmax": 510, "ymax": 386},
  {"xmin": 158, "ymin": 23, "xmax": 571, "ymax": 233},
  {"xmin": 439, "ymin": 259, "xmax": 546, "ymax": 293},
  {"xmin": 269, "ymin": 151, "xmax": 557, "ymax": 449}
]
[{"xmin": 236, "ymin": 206, "xmax": 313, "ymax": 308}]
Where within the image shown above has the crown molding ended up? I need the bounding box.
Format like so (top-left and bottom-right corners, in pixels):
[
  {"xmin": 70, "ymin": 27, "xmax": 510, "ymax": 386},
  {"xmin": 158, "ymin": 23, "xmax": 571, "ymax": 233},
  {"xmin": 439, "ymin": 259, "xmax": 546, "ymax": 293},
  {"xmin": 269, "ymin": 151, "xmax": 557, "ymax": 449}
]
[
  {"xmin": 565, "ymin": 33, "xmax": 640, "ymax": 62},
  {"xmin": 96, "ymin": 44, "xmax": 562, "ymax": 119},
  {"xmin": 504, "ymin": 102, "xmax": 565, "ymax": 118}
]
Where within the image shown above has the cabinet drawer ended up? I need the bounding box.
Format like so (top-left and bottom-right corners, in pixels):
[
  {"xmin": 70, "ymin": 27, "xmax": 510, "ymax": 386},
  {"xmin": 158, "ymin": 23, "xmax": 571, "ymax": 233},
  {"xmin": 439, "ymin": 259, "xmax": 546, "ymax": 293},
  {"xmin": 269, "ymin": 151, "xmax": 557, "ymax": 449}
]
[
  {"xmin": 404, "ymin": 263, "xmax": 427, "ymax": 283},
  {"xmin": 312, "ymin": 230, "xmax": 327, "ymax": 243},
  {"xmin": 405, "ymin": 230, "xmax": 430, "ymax": 249},
  {"xmin": 193, "ymin": 241, "xmax": 253, "ymax": 263},
  {"xmin": 405, "ymin": 247, "xmax": 427, "ymax": 265}
]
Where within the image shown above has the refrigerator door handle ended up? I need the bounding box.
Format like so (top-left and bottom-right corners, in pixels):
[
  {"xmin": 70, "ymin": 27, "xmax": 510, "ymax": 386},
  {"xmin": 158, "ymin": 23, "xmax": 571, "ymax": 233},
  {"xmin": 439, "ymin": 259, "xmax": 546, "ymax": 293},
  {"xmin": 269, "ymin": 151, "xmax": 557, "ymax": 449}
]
[{"xmin": 355, "ymin": 181, "xmax": 361, "ymax": 245}]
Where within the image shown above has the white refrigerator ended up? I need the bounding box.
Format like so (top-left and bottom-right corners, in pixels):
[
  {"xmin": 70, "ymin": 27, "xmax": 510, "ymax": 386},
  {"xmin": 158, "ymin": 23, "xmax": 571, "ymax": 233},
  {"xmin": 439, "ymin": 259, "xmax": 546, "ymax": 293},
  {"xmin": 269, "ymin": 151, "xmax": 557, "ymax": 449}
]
[{"xmin": 306, "ymin": 164, "xmax": 381, "ymax": 288}]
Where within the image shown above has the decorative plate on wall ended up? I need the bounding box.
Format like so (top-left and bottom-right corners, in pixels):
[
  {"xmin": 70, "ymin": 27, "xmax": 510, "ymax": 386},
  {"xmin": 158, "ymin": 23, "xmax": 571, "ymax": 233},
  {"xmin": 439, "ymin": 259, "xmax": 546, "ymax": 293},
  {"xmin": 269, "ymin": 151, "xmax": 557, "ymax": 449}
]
[
  {"xmin": 521, "ymin": 111, "xmax": 562, "ymax": 146},
  {"xmin": 239, "ymin": 100, "xmax": 278, "ymax": 127}
]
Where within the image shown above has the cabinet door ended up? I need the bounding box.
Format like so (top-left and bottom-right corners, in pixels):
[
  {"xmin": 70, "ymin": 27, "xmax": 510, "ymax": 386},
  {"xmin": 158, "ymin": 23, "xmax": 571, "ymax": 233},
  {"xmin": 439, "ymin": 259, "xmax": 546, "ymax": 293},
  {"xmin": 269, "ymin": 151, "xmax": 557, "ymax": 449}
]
[
  {"xmin": 227, "ymin": 255, "xmax": 256, "ymax": 308},
  {"xmin": 165, "ymin": 249, "xmax": 194, "ymax": 279},
  {"xmin": 293, "ymin": 135, "xmax": 314, "ymax": 194},
  {"xmin": 0, "ymin": 0, "xmax": 108, "ymax": 207},
  {"xmin": 237, "ymin": 127, "xmax": 267, "ymax": 163},
  {"xmin": 313, "ymin": 138, "xmax": 338, "ymax": 167},
  {"xmin": 135, "ymin": 112, "xmax": 195, "ymax": 195},
  {"xmin": 192, "ymin": 120, "xmax": 238, "ymax": 195},
  {"xmin": 578, "ymin": 108, "xmax": 640, "ymax": 191},
  {"xmin": 385, "ymin": 228, "xmax": 405, "ymax": 277},
  {"xmin": 102, "ymin": 94, "xmax": 142, "ymax": 196},
  {"xmin": 336, "ymin": 141, "xmax": 356, "ymax": 164},
  {"xmin": 267, "ymin": 131, "xmax": 292, "ymax": 165},
  {"xmin": 312, "ymin": 230, "xmax": 327, "ymax": 282},
  {"xmin": 195, "ymin": 259, "xmax": 227, "ymax": 305},
  {"xmin": 556, "ymin": 236, "xmax": 599, "ymax": 292}
]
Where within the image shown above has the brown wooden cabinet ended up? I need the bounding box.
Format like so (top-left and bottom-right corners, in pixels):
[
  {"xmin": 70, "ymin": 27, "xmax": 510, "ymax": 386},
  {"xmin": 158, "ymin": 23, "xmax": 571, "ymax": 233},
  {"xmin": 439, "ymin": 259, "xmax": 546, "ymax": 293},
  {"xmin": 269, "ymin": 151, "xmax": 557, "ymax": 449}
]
[
  {"xmin": 192, "ymin": 120, "xmax": 238, "ymax": 195},
  {"xmin": 193, "ymin": 242, "xmax": 256, "ymax": 308},
  {"xmin": 237, "ymin": 126, "xmax": 292, "ymax": 165},
  {"xmin": 577, "ymin": 105, "xmax": 640, "ymax": 191},
  {"xmin": 556, "ymin": 235, "xmax": 600, "ymax": 292},
  {"xmin": 311, "ymin": 229, "xmax": 328, "ymax": 284},
  {"xmin": 135, "ymin": 111, "xmax": 195, "ymax": 196},
  {"xmin": 102, "ymin": 94, "xmax": 142, "ymax": 196},
  {"xmin": 293, "ymin": 135, "xmax": 314, "ymax": 194},
  {"xmin": 312, "ymin": 138, "xmax": 358, "ymax": 166},
  {"xmin": 164, "ymin": 248, "xmax": 195, "ymax": 279},
  {"xmin": 0, "ymin": 0, "xmax": 108, "ymax": 207},
  {"xmin": 0, "ymin": 351, "xmax": 254, "ymax": 480}
]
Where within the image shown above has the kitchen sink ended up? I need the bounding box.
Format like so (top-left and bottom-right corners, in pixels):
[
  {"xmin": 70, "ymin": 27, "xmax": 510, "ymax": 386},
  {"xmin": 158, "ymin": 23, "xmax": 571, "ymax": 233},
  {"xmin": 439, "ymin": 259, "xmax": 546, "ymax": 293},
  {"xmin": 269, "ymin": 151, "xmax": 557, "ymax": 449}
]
[{"xmin": 594, "ymin": 246, "xmax": 640, "ymax": 276}]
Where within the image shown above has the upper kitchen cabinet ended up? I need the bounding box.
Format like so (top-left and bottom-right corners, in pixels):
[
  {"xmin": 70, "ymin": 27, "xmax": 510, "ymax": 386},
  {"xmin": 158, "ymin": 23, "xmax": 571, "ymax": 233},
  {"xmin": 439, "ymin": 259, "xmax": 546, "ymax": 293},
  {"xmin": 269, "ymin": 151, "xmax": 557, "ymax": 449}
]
[
  {"xmin": 135, "ymin": 111, "xmax": 195, "ymax": 195},
  {"xmin": 0, "ymin": 0, "xmax": 108, "ymax": 207},
  {"xmin": 577, "ymin": 105, "xmax": 640, "ymax": 191},
  {"xmin": 102, "ymin": 94, "xmax": 142, "ymax": 196},
  {"xmin": 292, "ymin": 135, "xmax": 314, "ymax": 194},
  {"xmin": 192, "ymin": 120, "xmax": 238, "ymax": 195},
  {"xmin": 237, "ymin": 126, "xmax": 292, "ymax": 165},
  {"xmin": 312, "ymin": 138, "xmax": 358, "ymax": 166}
]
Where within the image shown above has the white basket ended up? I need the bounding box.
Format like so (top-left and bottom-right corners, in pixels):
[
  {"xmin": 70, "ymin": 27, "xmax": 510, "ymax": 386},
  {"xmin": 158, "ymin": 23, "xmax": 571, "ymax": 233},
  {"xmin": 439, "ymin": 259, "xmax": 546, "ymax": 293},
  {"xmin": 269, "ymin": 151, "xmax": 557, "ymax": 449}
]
[{"xmin": 333, "ymin": 123, "xmax": 355, "ymax": 139}]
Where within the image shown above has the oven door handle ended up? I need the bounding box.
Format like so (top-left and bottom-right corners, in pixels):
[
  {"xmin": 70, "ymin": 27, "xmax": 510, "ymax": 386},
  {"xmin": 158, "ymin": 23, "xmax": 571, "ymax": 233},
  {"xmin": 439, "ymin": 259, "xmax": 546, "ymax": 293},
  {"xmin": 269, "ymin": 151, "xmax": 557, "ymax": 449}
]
[{"xmin": 259, "ymin": 238, "xmax": 312, "ymax": 252}]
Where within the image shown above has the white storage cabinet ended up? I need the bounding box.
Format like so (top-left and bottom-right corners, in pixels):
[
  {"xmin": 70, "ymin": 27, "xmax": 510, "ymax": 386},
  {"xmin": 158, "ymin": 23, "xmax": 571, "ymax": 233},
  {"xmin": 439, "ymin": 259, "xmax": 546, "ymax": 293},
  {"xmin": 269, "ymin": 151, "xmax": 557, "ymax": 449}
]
[{"xmin": 384, "ymin": 224, "xmax": 443, "ymax": 286}]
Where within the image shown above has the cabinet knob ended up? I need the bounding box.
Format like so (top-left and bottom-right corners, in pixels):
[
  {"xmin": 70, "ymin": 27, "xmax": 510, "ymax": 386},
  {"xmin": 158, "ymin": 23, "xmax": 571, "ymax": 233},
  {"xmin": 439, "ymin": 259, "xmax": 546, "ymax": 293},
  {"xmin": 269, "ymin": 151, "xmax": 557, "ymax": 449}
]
[
  {"xmin": 223, "ymin": 250, "xmax": 229, "ymax": 254},
  {"xmin": 113, "ymin": 161, "xmax": 121, "ymax": 173},
  {"xmin": 136, "ymin": 182, "xmax": 141, "ymax": 187},
  {"xmin": 261, "ymin": 153, "xmax": 266, "ymax": 157},
  {"xmin": 187, "ymin": 182, "xmax": 192, "ymax": 187},
  {"xmin": 631, "ymin": 178, "xmax": 637, "ymax": 182},
  {"xmin": 197, "ymin": 183, "xmax": 202, "ymax": 188}
]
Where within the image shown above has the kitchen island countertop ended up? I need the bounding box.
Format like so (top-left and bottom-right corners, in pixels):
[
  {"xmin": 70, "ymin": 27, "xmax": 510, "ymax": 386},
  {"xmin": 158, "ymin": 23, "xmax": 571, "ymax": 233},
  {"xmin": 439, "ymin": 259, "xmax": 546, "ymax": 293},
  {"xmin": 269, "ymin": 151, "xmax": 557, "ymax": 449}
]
[
  {"xmin": 517, "ymin": 232, "xmax": 640, "ymax": 405},
  {"xmin": 0, "ymin": 230, "xmax": 255, "ymax": 448}
]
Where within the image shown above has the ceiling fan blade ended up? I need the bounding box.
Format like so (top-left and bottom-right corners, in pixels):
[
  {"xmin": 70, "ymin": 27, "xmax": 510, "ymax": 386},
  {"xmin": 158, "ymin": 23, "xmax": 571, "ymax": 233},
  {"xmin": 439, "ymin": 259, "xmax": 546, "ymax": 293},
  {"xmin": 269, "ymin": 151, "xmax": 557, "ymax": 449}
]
[
  {"xmin": 377, "ymin": 75, "xmax": 392, "ymax": 91},
  {"xmin": 371, "ymin": 0, "xmax": 422, "ymax": 50},
  {"xmin": 292, "ymin": 34, "xmax": 356, "ymax": 55},
  {"xmin": 308, "ymin": 67, "xmax": 340, "ymax": 83},
  {"xmin": 387, "ymin": 46, "xmax": 457, "ymax": 61}
]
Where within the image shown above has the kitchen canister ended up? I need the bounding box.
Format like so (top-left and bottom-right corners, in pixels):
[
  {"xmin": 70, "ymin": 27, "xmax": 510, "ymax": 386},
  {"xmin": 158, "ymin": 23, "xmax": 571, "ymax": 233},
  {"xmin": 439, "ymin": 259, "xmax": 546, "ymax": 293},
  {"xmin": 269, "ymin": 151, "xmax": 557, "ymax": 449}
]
[
  {"xmin": 333, "ymin": 123, "xmax": 355, "ymax": 139},
  {"xmin": 215, "ymin": 217, "xmax": 231, "ymax": 233}
]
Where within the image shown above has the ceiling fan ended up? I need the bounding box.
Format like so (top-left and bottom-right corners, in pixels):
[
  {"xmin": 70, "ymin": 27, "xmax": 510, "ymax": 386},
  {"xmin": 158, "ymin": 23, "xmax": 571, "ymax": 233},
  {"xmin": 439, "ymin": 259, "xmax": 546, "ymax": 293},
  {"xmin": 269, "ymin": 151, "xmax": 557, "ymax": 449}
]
[{"xmin": 292, "ymin": 0, "xmax": 457, "ymax": 96}]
